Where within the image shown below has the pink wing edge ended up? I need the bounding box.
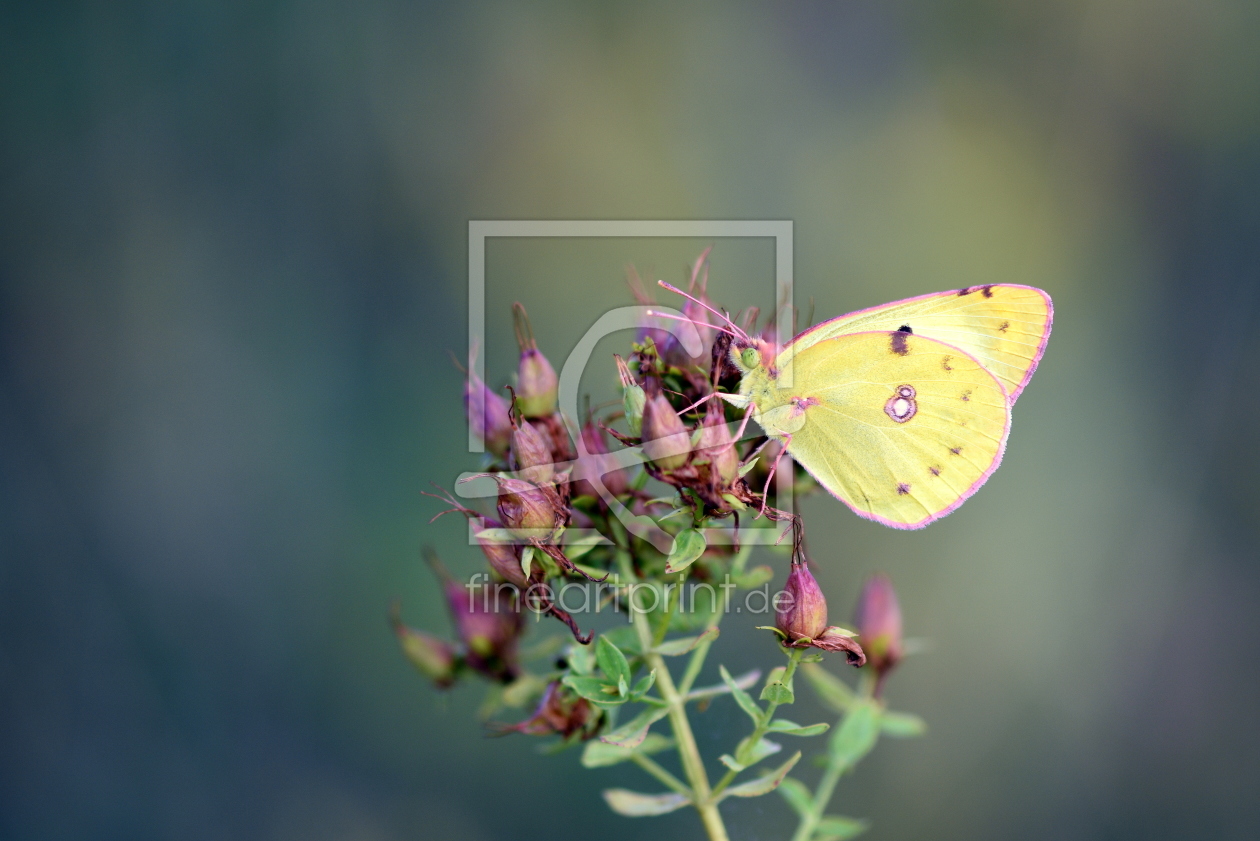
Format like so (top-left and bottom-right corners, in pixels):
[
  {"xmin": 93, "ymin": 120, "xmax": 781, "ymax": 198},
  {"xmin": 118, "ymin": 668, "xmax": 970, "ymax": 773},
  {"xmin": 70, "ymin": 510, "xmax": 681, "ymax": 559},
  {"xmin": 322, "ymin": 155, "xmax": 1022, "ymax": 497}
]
[
  {"xmin": 787, "ymin": 284, "xmax": 1055, "ymax": 407},
  {"xmin": 785, "ymin": 330, "xmax": 1014, "ymax": 531}
]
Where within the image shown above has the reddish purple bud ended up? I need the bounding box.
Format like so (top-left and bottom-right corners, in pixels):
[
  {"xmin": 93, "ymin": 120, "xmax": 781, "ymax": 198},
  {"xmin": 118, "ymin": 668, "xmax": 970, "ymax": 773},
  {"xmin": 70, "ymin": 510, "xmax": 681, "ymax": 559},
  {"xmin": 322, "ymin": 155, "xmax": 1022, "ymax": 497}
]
[
  {"xmin": 854, "ymin": 573, "xmax": 903, "ymax": 677},
  {"xmin": 696, "ymin": 400, "xmax": 739, "ymax": 486},
  {"xmin": 641, "ymin": 384, "xmax": 691, "ymax": 472},
  {"xmin": 776, "ymin": 562, "xmax": 828, "ymax": 642},
  {"xmin": 492, "ymin": 475, "xmax": 566, "ymax": 537},
  {"xmin": 510, "ymin": 418, "xmax": 555, "ymax": 484},
  {"xmin": 470, "ymin": 515, "xmax": 530, "ymax": 588},
  {"xmin": 462, "ymin": 359, "xmax": 513, "ymax": 458},
  {"xmin": 428, "ymin": 551, "xmax": 522, "ymax": 682},
  {"xmin": 497, "ymin": 681, "xmax": 602, "ymax": 740},
  {"xmin": 390, "ymin": 603, "xmax": 459, "ymax": 688},
  {"xmin": 513, "ymin": 304, "xmax": 558, "ymax": 417},
  {"xmin": 573, "ymin": 418, "xmax": 628, "ymax": 499}
]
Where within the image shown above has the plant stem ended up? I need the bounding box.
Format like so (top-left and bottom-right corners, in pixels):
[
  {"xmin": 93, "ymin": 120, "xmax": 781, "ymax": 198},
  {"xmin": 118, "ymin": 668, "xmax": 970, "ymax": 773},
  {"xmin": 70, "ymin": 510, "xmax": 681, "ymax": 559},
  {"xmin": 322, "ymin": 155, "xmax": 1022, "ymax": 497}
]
[
  {"xmin": 789, "ymin": 674, "xmax": 878, "ymax": 841},
  {"xmin": 710, "ymin": 646, "xmax": 805, "ymax": 798},
  {"xmin": 631, "ymin": 753, "xmax": 690, "ymax": 797},
  {"xmin": 617, "ymin": 551, "xmax": 729, "ymax": 841}
]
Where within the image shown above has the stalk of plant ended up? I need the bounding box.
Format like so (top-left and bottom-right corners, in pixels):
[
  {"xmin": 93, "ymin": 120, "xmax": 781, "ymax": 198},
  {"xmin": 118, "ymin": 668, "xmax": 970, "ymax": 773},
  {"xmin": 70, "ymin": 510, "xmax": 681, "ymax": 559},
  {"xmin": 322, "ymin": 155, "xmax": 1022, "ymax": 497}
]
[{"xmin": 393, "ymin": 252, "xmax": 926, "ymax": 841}]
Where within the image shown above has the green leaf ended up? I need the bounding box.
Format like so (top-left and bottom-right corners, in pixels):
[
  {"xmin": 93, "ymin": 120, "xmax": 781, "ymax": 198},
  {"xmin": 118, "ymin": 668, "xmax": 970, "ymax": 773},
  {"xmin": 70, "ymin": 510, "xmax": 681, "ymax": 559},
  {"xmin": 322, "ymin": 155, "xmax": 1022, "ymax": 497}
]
[
  {"xmin": 520, "ymin": 545, "xmax": 535, "ymax": 579},
  {"xmin": 829, "ymin": 699, "xmax": 880, "ymax": 770},
  {"xmin": 500, "ymin": 674, "xmax": 547, "ymax": 708},
  {"xmin": 724, "ymin": 737, "xmax": 781, "ymax": 771},
  {"xmin": 720, "ymin": 665, "xmax": 762, "ymax": 722},
  {"xmin": 654, "ymin": 626, "xmax": 720, "ymax": 656},
  {"xmin": 685, "ymin": 668, "xmax": 760, "ymax": 703},
  {"xmin": 561, "ymin": 675, "xmax": 617, "ymax": 703},
  {"xmin": 596, "ymin": 636, "xmax": 631, "ymax": 687},
  {"xmin": 664, "ymin": 528, "xmax": 707, "ymax": 573},
  {"xmin": 814, "ymin": 815, "xmax": 870, "ymax": 840},
  {"xmin": 599, "ymin": 624, "xmax": 641, "ymax": 656},
  {"xmin": 582, "ymin": 733, "xmax": 673, "ymax": 768},
  {"xmin": 777, "ymin": 776, "xmax": 813, "ymax": 818},
  {"xmin": 599, "ymin": 706, "xmax": 670, "ymax": 748},
  {"xmin": 563, "ymin": 532, "xmax": 610, "ymax": 560},
  {"xmin": 801, "ymin": 662, "xmax": 855, "ymax": 714},
  {"xmin": 767, "ymin": 719, "xmax": 830, "ymax": 737},
  {"xmin": 602, "ymin": 789, "xmax": 690, "ymax": 817},
  {"xmin": 760, "ymin": 681, "xmax": 795, "ymax": 705},
  {"xmin": 721, "ymin": 751, "xmax": 802, "ymax": 799},
  {"xmin": 879, "ymin": 710, "xmax": 927, "ymax": 738},
  {"xmin": 730, "ymin": 564, "xmax": 774, "ymax": 589},
  {"xmin": 617, "ymin": 675, "xmax": 629, "ymax": 698},
  {"xmin": 738, "ymin": 456, "xmax": 761, "ymax": 477},
  {"xmin": 629, "ymin": 670, "xmax": 657, "ymax": 700},
  {"xmin": 566, "ymin": 640, "xmax": 597, "ymax": 675}
]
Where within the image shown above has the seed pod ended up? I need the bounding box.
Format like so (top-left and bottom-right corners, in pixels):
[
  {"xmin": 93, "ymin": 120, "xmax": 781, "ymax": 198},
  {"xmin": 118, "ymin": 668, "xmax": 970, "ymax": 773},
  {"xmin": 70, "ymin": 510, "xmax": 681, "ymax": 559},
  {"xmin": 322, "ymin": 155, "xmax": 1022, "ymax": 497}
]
[
  {"xmin": 513, "ymin": 303, "xmax": 558, "ymax": 417},
  {"xmin": 427, "ymin": 550, "xmax": 522, "ymax": 682},
  {"xmin": 614, "ymin": 354, "xmax": 646, "ymax": 436},
  {"xmin": 493, "ymin": 475, "xmax": 566, "ymax": 537},
  {"xmin": 641, "ymin": 382, "xmax": 691, "ymax": 472},
  {"xmin": 510, "ymin": 418, "xmax": 555, "ymax": 485},
  {"xmin": 461, "ymin": 355, "xmax": 512, "ymax": 457},
  {"xmin": 390, "ymin": 603, "xmax": 459, "ymax": 688},
  {"xmin": 572, "ymin": 417, "xmax": 628, "ymax": 500},
  {"xmin": 776, "ymin": 561, "xmax": 828, "ymax": 642},
  {"xmin": 696, "ymin": 399, "xmax": 739, "ymax": 486}
]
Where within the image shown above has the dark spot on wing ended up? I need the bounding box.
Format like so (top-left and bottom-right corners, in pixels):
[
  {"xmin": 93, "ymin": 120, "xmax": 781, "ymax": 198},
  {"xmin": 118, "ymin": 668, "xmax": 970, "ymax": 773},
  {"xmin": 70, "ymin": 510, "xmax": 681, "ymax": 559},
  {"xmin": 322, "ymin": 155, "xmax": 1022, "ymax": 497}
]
[
  {"xmin": 998, "ymin": 321, "xmax": 1009, "ymax": 333},
  {"xmin": 949, "ymin": 446, "xmax": 962, "ymax": 455},
  {"xmin": 981, "ymin": 285, "xmax": 994, "ymax": 298},
  {"xmin": 958, "ymin": 286, "xmax": 972, "ymax": 296},
  {"xmin": 942, "ymin": 355, "xmax": 953, "ymax": 371},
  {"xmin": 897, "ymin": 324, "xmax": 913, "ymax": 334},
  {"xmin": 961, "ymin": 390, "xmax": 971, "ymax": 402},
  {"xmin": 890, "ymin": 331, "xmax": 910, "ymax": 356},
  {"xmin": 929, "ymin": 466, "xmax": 941, "ymax": 476},
  {"xmin": 896, "ymin": 483, "xmax": 911, "ymax": 495}
]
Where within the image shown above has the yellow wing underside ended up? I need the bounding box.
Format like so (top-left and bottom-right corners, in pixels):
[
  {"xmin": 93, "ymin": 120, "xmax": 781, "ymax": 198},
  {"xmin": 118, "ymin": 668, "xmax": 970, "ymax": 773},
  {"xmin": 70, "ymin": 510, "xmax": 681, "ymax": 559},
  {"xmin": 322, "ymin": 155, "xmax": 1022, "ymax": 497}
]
[
  {"xmin": 760, "ymin": 332, "xmax": 1010, "ymax": 529},
  {"xmin": 777, "ymin": 284, "xmax": 1052, "ymax": 405}
]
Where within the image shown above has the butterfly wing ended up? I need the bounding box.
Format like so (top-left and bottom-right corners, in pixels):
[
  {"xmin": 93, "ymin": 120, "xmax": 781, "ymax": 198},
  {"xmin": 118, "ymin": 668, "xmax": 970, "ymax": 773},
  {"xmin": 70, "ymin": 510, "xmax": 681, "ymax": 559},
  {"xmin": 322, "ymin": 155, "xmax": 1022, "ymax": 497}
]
[
  {"xmin": 778, "ymin": 331, "xmax": 1009, "ymax": 529},
  {"xmin": 778, "ymin": 285, "xmax": 1051, "ymax": 405}
]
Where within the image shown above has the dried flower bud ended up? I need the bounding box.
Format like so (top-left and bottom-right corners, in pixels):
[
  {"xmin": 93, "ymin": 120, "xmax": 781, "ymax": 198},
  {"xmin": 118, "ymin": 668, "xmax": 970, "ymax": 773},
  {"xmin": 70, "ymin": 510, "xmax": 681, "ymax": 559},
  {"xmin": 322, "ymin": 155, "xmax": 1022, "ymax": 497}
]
[
  {"xmin": 641, "ymin": 382, "xmax": 691, "ymax": 472},
  {"xmin": 811, "ymin": 627, "xmax": 866, "ymax": 667},
  {"xmin": 493, "ymin": 475, "xmax": 566, "ymax": 537},
  {"xmin": 776, "ymin": 561, "xmax": 829, "ymax": 641},
  {"xmin": 390, "ymin": 603, "xmax": 459, "ymax": 688},
  {"xmin": 854, "ymin": 573, "xmax": 903, "ymax": 679},
  {"xmin": 696, "ymin": 400, "xmax": 739, "ymax": 486},
  {"xmin": 614, "ymin": 354, "xmax": 646, "ymax": 436},
  {"xmin": 513, "ymin": 303, "xmax": 558, "ymax": 417},
  {"xmin": 510, "ymin": 418, "xmax": 555, "ymax": 485},
  {"xmin": 496, "ymin": 681, "xmax": 602, "ymax": 740},
  {"xmin": 460, "ymin": 354, "xmax": 512, "ymax": 457}
]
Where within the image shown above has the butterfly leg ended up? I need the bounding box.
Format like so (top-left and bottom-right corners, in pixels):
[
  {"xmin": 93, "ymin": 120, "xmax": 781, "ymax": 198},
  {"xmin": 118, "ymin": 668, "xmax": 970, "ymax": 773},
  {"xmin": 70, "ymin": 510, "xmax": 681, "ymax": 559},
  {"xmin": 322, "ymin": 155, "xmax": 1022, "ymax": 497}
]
[{"xmin": 756, "ymin": 433, "xmax": 791, "ymax": 520}]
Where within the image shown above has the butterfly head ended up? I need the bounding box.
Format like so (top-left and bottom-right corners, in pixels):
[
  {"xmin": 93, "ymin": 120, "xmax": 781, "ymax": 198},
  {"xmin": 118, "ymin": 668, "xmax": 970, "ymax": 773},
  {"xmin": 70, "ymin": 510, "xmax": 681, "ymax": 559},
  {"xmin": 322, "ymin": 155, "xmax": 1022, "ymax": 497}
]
[{"xmin": 729, "ymin": 337, "xmax": 777, "ymax": 376}]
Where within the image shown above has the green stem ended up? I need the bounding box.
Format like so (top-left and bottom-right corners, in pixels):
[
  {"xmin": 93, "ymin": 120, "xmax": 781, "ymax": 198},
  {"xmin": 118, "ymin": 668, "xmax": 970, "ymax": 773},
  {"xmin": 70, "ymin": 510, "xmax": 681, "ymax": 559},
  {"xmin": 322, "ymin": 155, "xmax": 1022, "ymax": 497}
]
[
  {"xmin": 789, "ymin": 675, "xmax": 878, "ymax": 841},
  {"xmin": 631, "ymin": 753, "xmax": 691, "ymax": 797},
  {"xmin": 617, "ymin": 551, "xmax": 729, "ymax": 841},
  {"xmin": 710, "ymin": 646, "xmax": 805, "ymax": 799}
]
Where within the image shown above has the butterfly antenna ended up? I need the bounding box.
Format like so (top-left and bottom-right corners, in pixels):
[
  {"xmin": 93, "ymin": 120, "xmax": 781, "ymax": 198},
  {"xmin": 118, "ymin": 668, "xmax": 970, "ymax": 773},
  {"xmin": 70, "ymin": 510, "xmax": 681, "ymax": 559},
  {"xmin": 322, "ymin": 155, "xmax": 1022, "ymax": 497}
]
[
  {"xmin": 644, "ymin": 307, "xmax": 743, "ymax": 340},
  {"xmin": 657, "ymin": 279, "xmax": 750, "ymax": 342}
]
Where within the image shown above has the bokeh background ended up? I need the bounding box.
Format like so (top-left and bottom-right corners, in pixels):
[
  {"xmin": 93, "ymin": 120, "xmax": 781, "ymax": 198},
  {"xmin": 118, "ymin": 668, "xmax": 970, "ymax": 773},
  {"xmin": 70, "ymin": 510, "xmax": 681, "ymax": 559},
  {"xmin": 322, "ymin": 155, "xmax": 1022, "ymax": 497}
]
[{"xmin": 3, "ymin": 2, "xmax": 1259, "ymax": 839}]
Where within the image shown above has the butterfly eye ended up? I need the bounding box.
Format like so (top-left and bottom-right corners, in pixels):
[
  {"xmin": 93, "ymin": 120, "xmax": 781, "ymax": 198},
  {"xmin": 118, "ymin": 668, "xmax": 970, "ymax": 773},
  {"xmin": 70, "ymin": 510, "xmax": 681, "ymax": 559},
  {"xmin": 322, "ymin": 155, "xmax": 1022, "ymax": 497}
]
[{"xmin": 741, "ymin": 347, "xmax": 761, "ymax": 368}]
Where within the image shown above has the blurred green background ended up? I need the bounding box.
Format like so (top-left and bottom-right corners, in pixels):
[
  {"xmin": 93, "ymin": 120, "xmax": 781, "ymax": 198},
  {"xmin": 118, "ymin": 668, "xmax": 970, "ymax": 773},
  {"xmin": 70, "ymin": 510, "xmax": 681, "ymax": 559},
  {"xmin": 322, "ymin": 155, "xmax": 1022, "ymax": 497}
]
[{"xmin": 3, "ymin": 2, "xmax": 1259, "ymax": 839}]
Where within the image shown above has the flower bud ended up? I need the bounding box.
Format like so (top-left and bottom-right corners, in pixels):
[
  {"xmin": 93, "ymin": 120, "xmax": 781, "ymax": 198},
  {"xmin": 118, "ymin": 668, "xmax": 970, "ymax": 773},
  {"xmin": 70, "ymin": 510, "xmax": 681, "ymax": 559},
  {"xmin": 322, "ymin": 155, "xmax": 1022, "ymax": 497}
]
[
  {"xmin": 513, "ymin": 303, "xmax": 558, "ymax": 417},
  {"xmin": 472, "ymin": 515, "xmax": 530, "ymax": 588},
  {"xmin": 390, "ymin": 603, "xmax": 459, "ymax": 688},
  {"xmin": 460, "ymin": 355, "xmax": 513, "ymax": 458},
  {"xmin": 696, "ymin": 400, "xmax": 739, "ymax": 486},
  {"xmin": 641, "ymin": 382, "xmax": 691, "ymax": 472},
  {"xmin": 854, "ymin": 573, "xmax": 903, "ymax": 678},
  {"xmin": 573, "ymin": 417, "xmax": 628, "ymax": 500},
  {"xmin": 496, "ymin": 680, "xmax": 602, "ymax": 740},
  {"xmin": 510, "ymin": 418, "xmax": 555, "ymax": 485},
  {"xmin": 493, "ymin": 475, "xmax": 566, "ymax": 537},
  {"xmin": 614, "ymin": 354, "xmax": 646, "ymax": 436},
  {"xmin": 776, "ymin": 561, "xmax": 828, "ymax": 642},
  {"xmin": 428, "ymin": 550, "xmax": 522, "ymax": 682}
]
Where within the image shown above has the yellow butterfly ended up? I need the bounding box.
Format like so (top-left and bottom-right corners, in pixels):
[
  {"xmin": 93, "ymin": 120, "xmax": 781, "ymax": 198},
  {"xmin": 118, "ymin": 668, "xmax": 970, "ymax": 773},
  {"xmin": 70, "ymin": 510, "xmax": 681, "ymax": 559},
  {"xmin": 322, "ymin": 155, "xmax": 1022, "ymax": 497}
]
[{"xmin": 667, "ymin": 282, "xmax": 1052, "ymax": 529}]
